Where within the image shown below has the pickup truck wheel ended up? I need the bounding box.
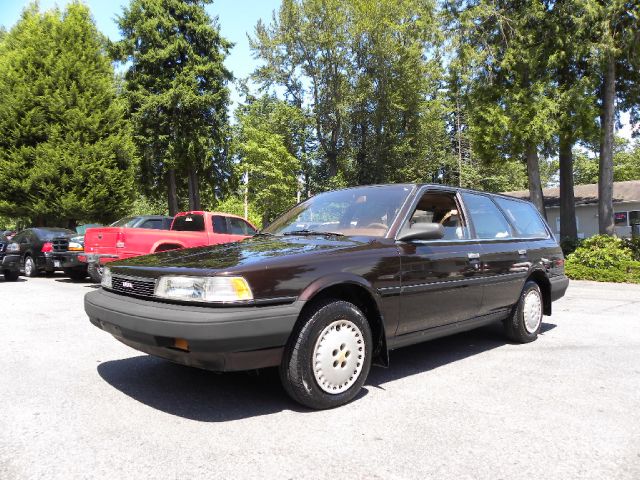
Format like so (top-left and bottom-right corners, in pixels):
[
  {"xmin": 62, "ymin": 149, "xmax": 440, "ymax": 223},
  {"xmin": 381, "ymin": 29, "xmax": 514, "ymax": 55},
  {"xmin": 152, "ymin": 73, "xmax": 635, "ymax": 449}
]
[
  {"xmin": 504, "ymin": 280, "xmax": 543, "ymax": 343},
  {"xmin": 23, "ymin": 256, "xmax": 37, "ymax": 277},
  {"xmin": 3, "ymin": 270, "xmax": 19, "ymax": 281},
  {"xmin": 87, "ymin": 262, "xmax": 103, "ymax": 283},
  {"xmin": 63, "ymin": 266, "xmax": 87, "ymax": 281},
  {"xmin": 280, "ymin": 299, "xmax": 372, "ymax": 409}
]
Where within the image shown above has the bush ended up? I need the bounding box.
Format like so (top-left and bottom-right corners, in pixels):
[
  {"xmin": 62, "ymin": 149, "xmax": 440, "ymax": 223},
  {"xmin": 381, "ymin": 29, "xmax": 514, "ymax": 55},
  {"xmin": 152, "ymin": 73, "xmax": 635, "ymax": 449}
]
[
  {"xmin": 622, "ymin": 237, "xmax": 640, "ymax": 261},
  {"xmin": 565, "ymin": 235, "xmax": 640, "ymax": 283}
]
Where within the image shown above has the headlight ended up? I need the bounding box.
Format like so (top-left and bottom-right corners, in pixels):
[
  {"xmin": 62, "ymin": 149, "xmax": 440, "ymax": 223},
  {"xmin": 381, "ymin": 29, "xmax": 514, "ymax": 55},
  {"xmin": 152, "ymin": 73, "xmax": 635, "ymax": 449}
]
[
  {"xmin": 101, "ymin": 266, "xmax": 112, "ymax": 289},
  {"xmin": 155, "ymin": 276, "xmax": 253, "ymax": 302}
]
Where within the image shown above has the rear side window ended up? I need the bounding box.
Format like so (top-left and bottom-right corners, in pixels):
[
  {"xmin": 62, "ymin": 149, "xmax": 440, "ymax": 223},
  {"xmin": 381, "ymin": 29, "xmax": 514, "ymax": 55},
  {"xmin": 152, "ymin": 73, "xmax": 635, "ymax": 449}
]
[
  {"xmin": 228, "ymin": 217, "xmax": 256, "ymax": 235},
  {"xmin": 172, "ymin": 214, "xmax": 205, "ymax": 232},
  {"xmin": 494, "ymin": 197, "xmax": 549, "ymax": 238},
  {"xmin": 461, "ymin": 193, "xmax": 512, "ymax": 239}
]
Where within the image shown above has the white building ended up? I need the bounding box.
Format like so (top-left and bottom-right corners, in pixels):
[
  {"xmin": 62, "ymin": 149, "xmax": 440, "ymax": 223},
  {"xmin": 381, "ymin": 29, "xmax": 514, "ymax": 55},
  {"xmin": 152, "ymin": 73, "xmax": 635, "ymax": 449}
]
[{"xmin": 504, "ymin": 180, "xmax": 640, "ymax": 238}]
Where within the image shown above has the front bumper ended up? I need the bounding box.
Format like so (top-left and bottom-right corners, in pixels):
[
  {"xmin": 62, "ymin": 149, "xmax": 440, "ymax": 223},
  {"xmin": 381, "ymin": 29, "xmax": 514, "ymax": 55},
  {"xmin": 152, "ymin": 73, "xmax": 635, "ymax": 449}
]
[
  {"xmin": 1, "ymin": 254, "xmax": 19, "ymax": 272},
  {"xmin": 549, "ymin": 274, "xmax": 569, "ymax": 302},
  {"xmin": 84, "ymin": 289, "xmax": 303, "ymax": 371}
]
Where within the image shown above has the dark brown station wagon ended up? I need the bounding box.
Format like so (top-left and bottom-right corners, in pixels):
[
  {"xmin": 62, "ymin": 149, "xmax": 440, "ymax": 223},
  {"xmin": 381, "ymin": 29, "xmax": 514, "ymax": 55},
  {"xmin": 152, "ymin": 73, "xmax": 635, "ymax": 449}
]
[{"xmin": 85, "ymin": 184, "xmax": 569, "ymax": 409}]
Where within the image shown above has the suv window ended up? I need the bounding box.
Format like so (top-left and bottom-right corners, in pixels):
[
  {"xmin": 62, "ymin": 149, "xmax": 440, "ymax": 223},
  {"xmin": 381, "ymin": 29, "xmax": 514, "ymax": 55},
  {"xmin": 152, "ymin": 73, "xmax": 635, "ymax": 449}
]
[
  {"xmin": 401, "ymin": 192, "xmax": 470, "ymax": 240},
  {"xmin": 494, "ymin": 197, "xmax": 548, "ymax": 238},
  {"xmin": 461, "ymin": 192, "xmax": 512, "ymax": 239},
  {"xmin": 140, "ymin": 219, "xmax": 164, "ymax": 230},
  {"xmin": 172, "ymin": 214, "xmax": 205, "ymax": 232}
]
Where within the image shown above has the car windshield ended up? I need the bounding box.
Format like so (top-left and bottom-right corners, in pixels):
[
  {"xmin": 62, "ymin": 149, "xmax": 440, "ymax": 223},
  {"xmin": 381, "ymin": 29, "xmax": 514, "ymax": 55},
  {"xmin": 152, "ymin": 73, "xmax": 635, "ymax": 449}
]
[
  {"xmin": 110, "ymin": 217, "xmax": 140, "ymax": 228},
  {"xmin": 264, "ymin": 185, "xmax": 414, "ymax": 237}
]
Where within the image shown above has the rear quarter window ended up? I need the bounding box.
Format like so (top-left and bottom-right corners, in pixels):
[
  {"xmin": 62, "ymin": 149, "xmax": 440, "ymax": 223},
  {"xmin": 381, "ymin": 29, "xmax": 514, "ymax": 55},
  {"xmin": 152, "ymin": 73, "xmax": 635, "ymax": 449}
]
[
  {"xmin": 494, "ymin": 197, "xmax": 549, "ymax": 238},
  {"xmin": 461, "ymin": 192, "xmax": 512, "ymax": 239},
  {"xmin": 172, "ymin": 214, "xmax": 205, "ymax": 232}
]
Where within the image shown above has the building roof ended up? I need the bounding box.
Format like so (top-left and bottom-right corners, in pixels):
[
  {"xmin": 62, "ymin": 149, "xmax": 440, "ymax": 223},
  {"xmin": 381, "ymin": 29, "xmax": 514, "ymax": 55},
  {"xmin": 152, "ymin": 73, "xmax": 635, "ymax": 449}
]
[{"xmin": 503, "ymin": 180, "xmax": 640, "ymax": 207}]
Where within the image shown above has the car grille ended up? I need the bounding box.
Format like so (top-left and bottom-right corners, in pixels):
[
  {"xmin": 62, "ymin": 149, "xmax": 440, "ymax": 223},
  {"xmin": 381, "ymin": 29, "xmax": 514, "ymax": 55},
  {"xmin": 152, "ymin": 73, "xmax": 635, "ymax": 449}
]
[
  {"xmin": 52, "ymin": 238, "xmax": 69, "ymax": 252},
  {"xmin": 111, "ymin": 275, "xmax": 157, "ymax": 298}
]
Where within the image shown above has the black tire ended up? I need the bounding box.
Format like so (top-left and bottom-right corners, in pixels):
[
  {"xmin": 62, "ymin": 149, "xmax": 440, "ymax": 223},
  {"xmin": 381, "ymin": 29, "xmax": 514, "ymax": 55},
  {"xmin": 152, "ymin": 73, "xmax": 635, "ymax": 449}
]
[
  {"xmin": 44, "ymin": 270, "xmax": 55, "ymax": 277},
  {"xmin": 87, "ymin": 262, "xmax": 103, "ymax": 283},
  {"xmin": 504, "ymin": 280, "xmax": 543, "ymax": 343},
  {"xmin": 23, "ymin": 256, "xmax": 38, "ymax": 277},
  {"xmin": 63, "ymin": 266, "xmax": 87, "ymax": 281},
  {"xmin": 280, "ymin": 299, "xmax": 372, "ymax": 410},
  {"xmin": 3, "ymin": 270, "xmax": 19, "ymax": 281}
]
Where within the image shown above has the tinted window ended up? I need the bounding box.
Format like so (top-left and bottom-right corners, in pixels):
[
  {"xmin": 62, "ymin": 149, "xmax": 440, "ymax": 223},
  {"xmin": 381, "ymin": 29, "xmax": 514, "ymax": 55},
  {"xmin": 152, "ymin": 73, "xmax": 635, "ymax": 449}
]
[
  {"xmin": 110, "ymin": 216, "xmax": 141, "ymax": 227},
  {"xmin": 172, "ymin": 214, "xmax": 205, "ymax": 232},
  {"xmin": 163, "ymin": 218, "xmax": 174, "ymax": 229},
  {"xmin": 212, "ymin": 216, "xmax": 228, "ymax": 234},
  {"xmin": 630, "ymin": 211, "xmax": 640, "ymax": 226},
  {"xmin": 494, "ymin": 197, "xmax": 548, "ymax": 238},
  {"xmin": 140, "ymin": 219, "xmax": 164, "ymax": 230},
  {"xmin": 228, "ymin": 217, "xmax": 257, "ymax": 235},
  {"xmin": 461, "ymin": 193, "xmax": 512, "ymax": 239}
]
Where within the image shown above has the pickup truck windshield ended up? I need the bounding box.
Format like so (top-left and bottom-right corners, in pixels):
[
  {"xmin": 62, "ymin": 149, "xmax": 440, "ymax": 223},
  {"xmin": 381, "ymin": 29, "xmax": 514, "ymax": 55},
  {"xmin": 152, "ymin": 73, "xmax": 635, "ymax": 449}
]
[
  {"xmin": 172, "ymin": 214, "xmax": 205, "ymax": 232},
  {"xmin": 264, "ymin": 185, "xmax": 413, "ymax": 237}
]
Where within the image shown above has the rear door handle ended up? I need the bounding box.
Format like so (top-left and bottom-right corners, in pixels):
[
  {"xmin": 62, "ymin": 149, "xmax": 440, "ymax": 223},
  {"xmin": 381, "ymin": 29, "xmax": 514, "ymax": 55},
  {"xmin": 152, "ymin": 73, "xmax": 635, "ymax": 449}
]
[
  {"xmin": 467, "ymin": 252, "xmax": 480, "ymax": 260},
  {"xmin": 518, "ymin": 249, "xmax": 527, "ymax": 256}
]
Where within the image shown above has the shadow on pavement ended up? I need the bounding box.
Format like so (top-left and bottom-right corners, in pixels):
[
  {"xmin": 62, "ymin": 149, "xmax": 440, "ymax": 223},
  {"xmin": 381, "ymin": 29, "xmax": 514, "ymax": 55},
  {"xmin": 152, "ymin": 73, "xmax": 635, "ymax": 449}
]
[{"xmin": 97, "ymin": 321, "xmax": 556, "ymax": 422}]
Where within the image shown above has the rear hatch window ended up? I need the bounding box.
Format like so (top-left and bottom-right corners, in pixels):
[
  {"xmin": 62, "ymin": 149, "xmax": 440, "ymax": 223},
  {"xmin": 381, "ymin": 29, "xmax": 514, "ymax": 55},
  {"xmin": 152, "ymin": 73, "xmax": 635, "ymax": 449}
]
[{"xmin": 172, "ymin": 214, "xmax": 205, "ymax": 232}]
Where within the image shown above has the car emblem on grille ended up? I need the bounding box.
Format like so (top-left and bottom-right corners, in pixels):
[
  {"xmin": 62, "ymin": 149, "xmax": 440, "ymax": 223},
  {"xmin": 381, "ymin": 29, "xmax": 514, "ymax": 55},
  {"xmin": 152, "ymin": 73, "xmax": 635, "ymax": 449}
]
[{"xmin": 122, "ymin": 281, "xmax": 134, "ymax": 288}]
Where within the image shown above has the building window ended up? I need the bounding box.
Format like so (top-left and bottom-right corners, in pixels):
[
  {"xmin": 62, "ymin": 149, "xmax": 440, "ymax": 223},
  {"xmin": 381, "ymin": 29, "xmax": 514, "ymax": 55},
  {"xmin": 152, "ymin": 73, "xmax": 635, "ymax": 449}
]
[
  {"xmin": 614, "ymin": 212, "xmax": 629, "ymax": 227},
  {"xmin": 630, "ymin": 211, "xmax": 640, "ymax": 226}
]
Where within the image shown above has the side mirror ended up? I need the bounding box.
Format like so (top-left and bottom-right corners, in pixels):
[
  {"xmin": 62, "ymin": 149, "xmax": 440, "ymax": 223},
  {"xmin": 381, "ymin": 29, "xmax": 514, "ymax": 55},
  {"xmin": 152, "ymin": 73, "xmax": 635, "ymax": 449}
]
[{"xmin": 397, "ymin": 222, "xmax": 444, "ymax": 242}]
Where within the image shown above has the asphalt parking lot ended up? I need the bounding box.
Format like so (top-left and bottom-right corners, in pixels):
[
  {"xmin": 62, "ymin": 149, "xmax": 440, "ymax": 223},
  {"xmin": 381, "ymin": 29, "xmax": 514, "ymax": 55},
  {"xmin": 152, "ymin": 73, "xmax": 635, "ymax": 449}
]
[{"xmin": 1, "ymin": 275, "xmax": 638, "ymax": 479}]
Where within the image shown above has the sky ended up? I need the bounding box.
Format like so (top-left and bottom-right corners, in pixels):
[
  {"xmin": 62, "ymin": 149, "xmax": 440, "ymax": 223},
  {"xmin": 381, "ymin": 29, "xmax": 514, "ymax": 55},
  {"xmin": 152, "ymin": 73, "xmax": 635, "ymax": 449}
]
[
  {"xmin": 0, "ymin": 0, "xmax": 636, "ymax": 140},
  {"xmin": 0, "ymin": 0, "xmax": 281, "ymax": 109}
]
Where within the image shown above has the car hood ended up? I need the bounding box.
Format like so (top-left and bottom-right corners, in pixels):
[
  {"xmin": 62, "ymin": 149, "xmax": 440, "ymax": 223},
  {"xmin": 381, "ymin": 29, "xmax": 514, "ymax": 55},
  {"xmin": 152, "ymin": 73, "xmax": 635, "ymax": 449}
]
[{"xmin": 108, "ymin": 235, "xmax": 369, "ymax": 277}]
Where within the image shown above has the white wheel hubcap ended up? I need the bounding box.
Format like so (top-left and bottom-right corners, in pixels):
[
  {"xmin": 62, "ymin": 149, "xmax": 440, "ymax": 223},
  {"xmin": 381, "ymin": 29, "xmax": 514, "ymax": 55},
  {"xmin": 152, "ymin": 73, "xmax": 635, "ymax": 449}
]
[
  {"xmin": 313, "ymin": 320, "xmax": 365, "ymax": 394},
  {"xmin": 25, "ymin": 259, "xmax": 32, "ymax": 275},
  {"xmin": 523, "ymin": 289, "xmax": 542, "ymax": 333}
]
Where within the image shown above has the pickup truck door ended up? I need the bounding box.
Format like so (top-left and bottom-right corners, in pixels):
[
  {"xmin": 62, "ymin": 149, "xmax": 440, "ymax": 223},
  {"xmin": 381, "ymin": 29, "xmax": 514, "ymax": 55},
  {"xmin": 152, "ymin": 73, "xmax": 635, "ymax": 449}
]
[{"xmin": 397, "ymin": 190, "xmax": 483, "ymax": 335}]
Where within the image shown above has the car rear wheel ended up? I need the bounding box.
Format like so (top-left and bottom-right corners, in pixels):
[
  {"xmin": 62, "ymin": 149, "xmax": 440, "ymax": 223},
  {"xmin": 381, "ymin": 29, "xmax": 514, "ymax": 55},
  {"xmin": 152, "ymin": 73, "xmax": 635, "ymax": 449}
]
[
  {"xmin": 87, "ymin": 262, "xmax": 103, "ymax": 283},
  {"xmin": 64, "ymin": 266, "xmax": 87, "ymax": 281},
  {"xmin": 3, "ymin": 269, "xmax": 19, "ymax": 281},
  {"xmin": 280, "ymin": 299, "xmax": 372, "ymax": 409},
  {"xmin": 504, "ymin": 280, "xmax": 543, "ymax": 343},
  {"xmin": 23, "ymin": 256, "xmax": 37, "ymax": 277}
]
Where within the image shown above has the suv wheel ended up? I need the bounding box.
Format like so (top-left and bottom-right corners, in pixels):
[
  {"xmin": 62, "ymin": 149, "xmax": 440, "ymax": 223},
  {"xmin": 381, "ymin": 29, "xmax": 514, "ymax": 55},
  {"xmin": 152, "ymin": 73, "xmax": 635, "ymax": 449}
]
[
  {"xmin": 87, "ymin": 262, "xmax": 103, "ymax": 283},
  {"xmin": 3, "ymin": 269, "xmax": 19, "ymax": 281},
  {"xmin": 504, "ymin": 280, "xmax": 543, "ymax": 343},
  {"xmin": 23, "ymin": 256, "xmax": 38, "ymax": 277},
  {"xmin": 280, "ymin": 299, "xmax": 372, "ymax": 409}
]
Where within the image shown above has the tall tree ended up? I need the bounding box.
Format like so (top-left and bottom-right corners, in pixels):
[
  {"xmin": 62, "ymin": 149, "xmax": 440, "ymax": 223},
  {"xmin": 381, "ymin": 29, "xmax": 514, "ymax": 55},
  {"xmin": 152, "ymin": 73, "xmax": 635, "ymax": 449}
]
[
  {"xmin": 446, "ymin": 1, "xmax": 558, "ymax": 218},
  {"xmin": 592, "ymin": 1, "xmax": 640, "ymax": 234},
  {"xmin": 0, "ymin": 2, "xmax": 135, "ymax": 226},
  {"xmin": 113, "ymin": 0, "xmax": 232, "ymax": 215}
]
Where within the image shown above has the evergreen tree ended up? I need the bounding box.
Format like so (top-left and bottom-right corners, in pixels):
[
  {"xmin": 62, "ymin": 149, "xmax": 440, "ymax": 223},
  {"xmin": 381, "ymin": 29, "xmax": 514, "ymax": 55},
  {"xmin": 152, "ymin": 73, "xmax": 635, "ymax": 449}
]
[
  {"xmin": 112, "ymin": 0, "xmax": 232, "ymax": 215},
  {"xmin": 0, "ymin": 2, "xmax": 135, "ymax": 226}
]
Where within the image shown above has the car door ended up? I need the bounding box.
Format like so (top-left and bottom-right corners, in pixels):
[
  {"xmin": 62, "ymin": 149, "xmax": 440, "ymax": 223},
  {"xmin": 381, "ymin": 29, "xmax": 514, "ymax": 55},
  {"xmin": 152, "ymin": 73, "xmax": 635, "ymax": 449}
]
[
  {"xmin": 397, "ymin": 189, "xmax": 484, "ymax": 335},
  {"xmin": 460, "ymin": 192, "xmax": 528, "ymax": 316}
]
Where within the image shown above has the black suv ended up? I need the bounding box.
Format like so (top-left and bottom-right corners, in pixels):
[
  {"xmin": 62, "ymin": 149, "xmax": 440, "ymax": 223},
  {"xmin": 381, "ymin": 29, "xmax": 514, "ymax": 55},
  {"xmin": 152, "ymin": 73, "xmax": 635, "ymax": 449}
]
[
  {"xmin": 0, "ymin": 233, "xmax": 19, "ymax": 281},
  {"xmin": 86, "ymin": 184, "xmax": 569, "ymax": 409},
  {"xmin": 3, "ymin": 228, "xmax": 77, "ymax": 277}
]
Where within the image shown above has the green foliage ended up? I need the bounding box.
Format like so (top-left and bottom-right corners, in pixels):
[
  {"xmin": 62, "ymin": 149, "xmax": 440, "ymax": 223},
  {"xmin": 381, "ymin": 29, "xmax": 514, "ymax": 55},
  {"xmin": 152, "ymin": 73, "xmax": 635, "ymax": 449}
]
[
  {"xmin": 574, "ymin": 139, "xmax": 640, "ymax": 185},
  {"xmin": 622, "ymin": 237, "xmax": 640, "ymax": 262},
  {"xmin": 129, "ymin": 195, "xmax": 169, "ymax": 216},
  {"xmin": 565, "ymin": 234, "xmax": 640, "ymax": 283},
  {"xmin": 212, "ymin": 196, "xmax": 261, "ymax": 229},
  {"xmin": 112, "ymin": 0, "xmax": 232, "ymax": 211},
  {"xmin": 0, "ymin": 2, "xmax": 136, "ymax": 226}
]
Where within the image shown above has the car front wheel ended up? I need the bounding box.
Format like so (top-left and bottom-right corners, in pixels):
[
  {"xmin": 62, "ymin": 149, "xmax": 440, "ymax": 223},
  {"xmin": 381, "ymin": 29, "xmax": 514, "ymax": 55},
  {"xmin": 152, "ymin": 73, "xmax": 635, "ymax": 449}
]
[
  {"xmin": 87, "ymin": 262, "xmax": 103, "ymax": 283},
  {"xmin": 3, "ymin": 269, "xmax": 19, "ymax": 281},
  {"xmin": 280, "ymin": 299, "xmax": 372, "ymax": 409},
  {"xmin": 504, "ymin": 280, "xmax": 543, "ymax": 343}
]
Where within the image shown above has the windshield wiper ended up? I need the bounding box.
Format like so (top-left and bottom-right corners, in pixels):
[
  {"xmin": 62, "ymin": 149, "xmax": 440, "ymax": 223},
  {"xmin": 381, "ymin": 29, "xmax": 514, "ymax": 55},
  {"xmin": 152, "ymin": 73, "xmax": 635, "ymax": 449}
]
[
  {"xmin": 282, "ymin": 229, "xmax": 345, "ymax": 237},
  {"xmin": 253, "ymin": 232, "xmax": 275, "ymax": 237}
]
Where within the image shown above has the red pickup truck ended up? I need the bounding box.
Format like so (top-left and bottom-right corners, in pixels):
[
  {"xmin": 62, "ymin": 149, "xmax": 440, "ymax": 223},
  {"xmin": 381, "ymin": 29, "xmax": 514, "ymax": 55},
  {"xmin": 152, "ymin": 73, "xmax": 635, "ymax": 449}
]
[{"xmin": 83, "ymin": 211, "xmax": 257, "ymax": 282}]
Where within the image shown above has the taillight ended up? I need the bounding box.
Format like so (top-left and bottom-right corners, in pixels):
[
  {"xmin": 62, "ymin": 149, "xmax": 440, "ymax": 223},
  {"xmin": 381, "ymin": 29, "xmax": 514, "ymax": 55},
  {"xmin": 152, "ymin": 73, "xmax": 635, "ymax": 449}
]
[
  {"xmin": 116, "ymin": 231, "xmax": 125, "ymax": 249},
  {"xmin": 41, "ymin": 242, "xmax": 53, "ymax": 252}
]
